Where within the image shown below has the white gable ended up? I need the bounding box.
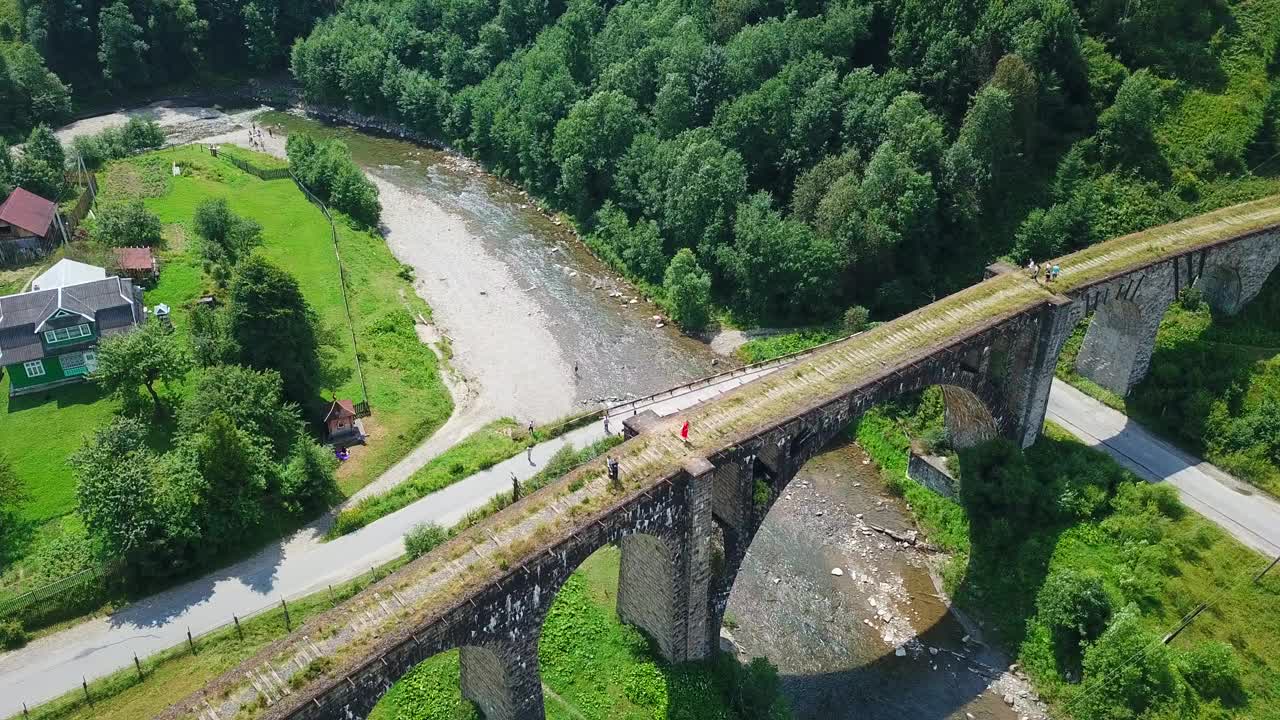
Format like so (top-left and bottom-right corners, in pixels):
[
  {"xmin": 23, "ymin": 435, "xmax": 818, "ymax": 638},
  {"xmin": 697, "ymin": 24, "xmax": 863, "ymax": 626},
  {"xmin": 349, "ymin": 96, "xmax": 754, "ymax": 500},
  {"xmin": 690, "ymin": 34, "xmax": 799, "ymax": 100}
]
[{"xmin": 32, "ymin": 259, "xmax": 107, "ymax": 292}]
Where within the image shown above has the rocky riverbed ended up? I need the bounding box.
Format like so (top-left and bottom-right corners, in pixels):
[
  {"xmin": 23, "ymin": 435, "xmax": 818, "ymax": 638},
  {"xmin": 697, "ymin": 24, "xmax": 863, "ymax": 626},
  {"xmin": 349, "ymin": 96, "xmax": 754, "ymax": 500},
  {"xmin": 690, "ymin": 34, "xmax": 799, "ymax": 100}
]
[{"xmin": 724, "ymin": 441, "xmax": 1049, "ymax": 720}]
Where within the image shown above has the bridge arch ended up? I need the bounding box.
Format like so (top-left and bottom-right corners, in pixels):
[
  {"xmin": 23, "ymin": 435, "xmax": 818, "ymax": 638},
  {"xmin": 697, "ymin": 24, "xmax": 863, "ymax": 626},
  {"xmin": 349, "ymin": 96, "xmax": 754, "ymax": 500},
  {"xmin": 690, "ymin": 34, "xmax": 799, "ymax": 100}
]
[
  {"xmin": 1074, "ymin": 297, "xmax": 1158, "ymax": 396},
  {"xmin": 1197, "ymin": 264, "xmax": 1244, "ymax": 315}
]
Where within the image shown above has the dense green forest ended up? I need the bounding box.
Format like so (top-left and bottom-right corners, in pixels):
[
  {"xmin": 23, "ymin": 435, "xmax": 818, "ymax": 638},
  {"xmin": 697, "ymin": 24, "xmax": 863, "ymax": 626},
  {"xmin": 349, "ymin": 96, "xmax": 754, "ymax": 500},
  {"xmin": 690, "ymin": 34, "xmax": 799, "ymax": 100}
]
[
  {"xmin": 0, "ymin": 0, "xmax": 328, "ymax": 136},
  {"xmin": 290, "ymin": 0, "xmax": 1280, "ymax": 326}
]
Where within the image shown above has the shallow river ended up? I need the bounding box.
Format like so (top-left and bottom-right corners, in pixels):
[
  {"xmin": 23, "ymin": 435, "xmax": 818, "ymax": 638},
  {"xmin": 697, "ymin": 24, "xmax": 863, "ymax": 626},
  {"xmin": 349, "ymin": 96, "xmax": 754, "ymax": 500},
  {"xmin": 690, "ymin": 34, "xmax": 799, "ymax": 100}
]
[{"xmin": 262, "ymin": 112, "xmax": 722, "ymax": 422}]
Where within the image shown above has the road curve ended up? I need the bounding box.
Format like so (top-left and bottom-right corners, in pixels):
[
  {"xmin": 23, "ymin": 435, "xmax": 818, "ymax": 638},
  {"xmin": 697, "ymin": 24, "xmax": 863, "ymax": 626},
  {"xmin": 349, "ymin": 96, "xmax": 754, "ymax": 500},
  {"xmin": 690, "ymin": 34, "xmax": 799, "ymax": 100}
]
[{"xmin": 1047, "ymin": 379, "xmax": 1280, "ymax": 557}]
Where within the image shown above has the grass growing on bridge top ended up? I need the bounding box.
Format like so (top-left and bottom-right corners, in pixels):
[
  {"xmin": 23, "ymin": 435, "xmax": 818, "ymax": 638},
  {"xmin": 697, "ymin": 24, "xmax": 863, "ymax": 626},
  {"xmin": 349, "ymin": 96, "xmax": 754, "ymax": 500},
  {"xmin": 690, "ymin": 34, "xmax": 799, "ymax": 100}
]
[{"xmin": 1051, "ymin": 194, "xmax": 1280, "ymax": 291}]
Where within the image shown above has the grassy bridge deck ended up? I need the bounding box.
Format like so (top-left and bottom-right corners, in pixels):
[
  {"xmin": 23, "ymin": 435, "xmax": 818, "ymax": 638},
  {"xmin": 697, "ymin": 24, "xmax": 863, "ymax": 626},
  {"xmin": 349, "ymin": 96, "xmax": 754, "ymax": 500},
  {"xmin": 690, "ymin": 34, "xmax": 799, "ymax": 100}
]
[{"xmin": 172, "ymin": 194, "xmax": 1280, "ymax": 719}]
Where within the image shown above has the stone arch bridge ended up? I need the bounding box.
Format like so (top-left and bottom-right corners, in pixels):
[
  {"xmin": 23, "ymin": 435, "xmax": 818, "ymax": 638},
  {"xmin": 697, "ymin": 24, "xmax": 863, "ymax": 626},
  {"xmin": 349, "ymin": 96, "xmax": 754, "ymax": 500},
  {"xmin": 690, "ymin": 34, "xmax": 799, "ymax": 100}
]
[{"xmin": 162, "ymin": 197, "xmax": 1280, "ymax": 720}]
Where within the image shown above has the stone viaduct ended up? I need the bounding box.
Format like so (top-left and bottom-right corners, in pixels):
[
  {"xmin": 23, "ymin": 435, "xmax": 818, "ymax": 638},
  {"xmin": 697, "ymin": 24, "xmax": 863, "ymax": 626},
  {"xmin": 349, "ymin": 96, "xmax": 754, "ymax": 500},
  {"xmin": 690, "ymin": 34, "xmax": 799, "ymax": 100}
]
[{"xmin": 162, "ymin": 197, "xmax": 1280, "ymax": 720}]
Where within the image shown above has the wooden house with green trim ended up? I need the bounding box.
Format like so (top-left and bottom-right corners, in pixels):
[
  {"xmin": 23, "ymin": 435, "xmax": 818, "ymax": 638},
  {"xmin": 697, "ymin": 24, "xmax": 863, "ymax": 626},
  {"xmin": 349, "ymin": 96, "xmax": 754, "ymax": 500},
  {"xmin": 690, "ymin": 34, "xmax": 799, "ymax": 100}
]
[{"xmin": 0, "ymin": 259, "xmax": 144, "ymax": 395}]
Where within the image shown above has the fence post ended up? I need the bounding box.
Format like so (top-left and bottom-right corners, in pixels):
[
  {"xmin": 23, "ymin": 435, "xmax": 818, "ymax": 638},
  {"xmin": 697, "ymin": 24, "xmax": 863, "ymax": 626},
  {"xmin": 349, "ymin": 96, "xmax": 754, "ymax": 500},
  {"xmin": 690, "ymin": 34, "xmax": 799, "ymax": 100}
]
[
  {"xmin": 282, "ymin": 597, "xmax": 291, "ymax": 632},
  {"xmin": 134, "ymin": 653, "xmax": 143, "ymax": 681},
  {"xmin": 82, "ymin": 677, "xmax": 92, "ymax": 708},
  {"xmin": 234, "ymin": 614, "xmax": 243, "ymax": 641},
  {"xmin": 187, "ymin": 627, "xmax": 196, "ymax": 655}
]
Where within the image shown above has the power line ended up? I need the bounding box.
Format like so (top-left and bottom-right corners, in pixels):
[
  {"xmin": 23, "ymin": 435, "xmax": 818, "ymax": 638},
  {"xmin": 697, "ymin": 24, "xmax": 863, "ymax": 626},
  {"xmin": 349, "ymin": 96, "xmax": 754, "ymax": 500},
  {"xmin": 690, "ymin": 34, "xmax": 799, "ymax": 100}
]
[{"xmin": 1062, "ymin": 552, "xmax": 1279, "ymax": 716}]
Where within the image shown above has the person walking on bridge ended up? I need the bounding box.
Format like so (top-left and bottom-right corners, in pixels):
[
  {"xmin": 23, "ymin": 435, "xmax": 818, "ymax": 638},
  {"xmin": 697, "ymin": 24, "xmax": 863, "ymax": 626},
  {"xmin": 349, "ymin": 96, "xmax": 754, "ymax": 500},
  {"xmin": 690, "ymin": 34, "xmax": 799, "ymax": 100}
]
[{"xmin": 607, "ymin": 456, "xmax": 620, "ymax": 489}]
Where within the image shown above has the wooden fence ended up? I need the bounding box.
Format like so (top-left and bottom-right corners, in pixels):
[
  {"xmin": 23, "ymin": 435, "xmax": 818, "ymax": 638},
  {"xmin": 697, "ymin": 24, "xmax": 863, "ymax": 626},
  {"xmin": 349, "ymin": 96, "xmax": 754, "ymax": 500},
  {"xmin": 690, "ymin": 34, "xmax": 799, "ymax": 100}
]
[
  {"xmin": 218, "ymin": 153, "xmax": 292, "ymax": 180},
  {"xmin": 62, "ymin": 172, "xmax": 98, "ymax": 238}
]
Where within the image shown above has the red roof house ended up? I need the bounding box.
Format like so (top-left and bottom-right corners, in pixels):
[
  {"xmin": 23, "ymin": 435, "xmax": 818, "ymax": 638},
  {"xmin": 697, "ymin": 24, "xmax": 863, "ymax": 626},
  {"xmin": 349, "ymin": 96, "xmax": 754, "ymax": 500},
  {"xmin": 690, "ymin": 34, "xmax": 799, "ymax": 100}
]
[
  {"xmin": 113, "ymin": 246, "xmax": 157, "ymax": 281},
  {"xmin": 0, "ymin": 188, "xmax": 57, "ymax": 241}
]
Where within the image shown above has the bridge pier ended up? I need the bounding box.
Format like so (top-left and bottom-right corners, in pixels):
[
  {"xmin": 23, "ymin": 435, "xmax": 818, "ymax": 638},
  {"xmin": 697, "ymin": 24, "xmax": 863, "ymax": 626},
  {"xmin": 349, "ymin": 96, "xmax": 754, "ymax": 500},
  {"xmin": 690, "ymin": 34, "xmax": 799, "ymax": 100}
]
[
  {"xmin": 1005, "ymin": 295, "xmax": 1074, "ymax": 447},
  {"xmin": 460, "ymin": 640, "xmax": 543, "ymax": 720},
  {"xmin": 615, "ymin": 457, "xmax": 716, "ymax": 664},
  {"xmin": 1075, "ymin": 294, "xmax": 1171, "ymax": 396}
]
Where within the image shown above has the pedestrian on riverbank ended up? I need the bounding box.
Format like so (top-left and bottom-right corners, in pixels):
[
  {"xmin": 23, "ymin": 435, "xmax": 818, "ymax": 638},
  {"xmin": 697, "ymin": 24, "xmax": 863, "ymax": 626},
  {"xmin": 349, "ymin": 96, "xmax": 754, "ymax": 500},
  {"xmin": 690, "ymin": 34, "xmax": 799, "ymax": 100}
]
[
  {"xmin": 680, "ymin": 420, "xmax": 690, "ymax": 445},
  {"xmin": 603, "ymin": 415, "xmax": 611, "ymax": 435},
  {"xmin": 1044, "ymin": 263, "xmax": 1052, "ymax": 283},
  {"xmin": 527, "ymin": 419, "xmax": 535, "ymax": 439},
  {"xmin": 1051, "ymin": 264, "xmax": 1061, "ymax": 281},
  {"xmin": 511, "ymin": 472, "xmax": 521, "ymax": 501},
  {"xmin": 527, "ymin": 445, "xmax": 534, "ymax": 465},
  {"xmin": 1027, "ymin": 258, "xmax": 1037, "ymax": 278}
]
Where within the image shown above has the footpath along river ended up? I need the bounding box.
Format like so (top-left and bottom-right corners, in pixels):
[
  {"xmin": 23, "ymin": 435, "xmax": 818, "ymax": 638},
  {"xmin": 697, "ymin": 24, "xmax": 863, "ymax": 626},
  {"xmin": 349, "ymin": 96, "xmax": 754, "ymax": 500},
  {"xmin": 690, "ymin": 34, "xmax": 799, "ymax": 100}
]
[{"xmin": 55, "ymin": 103, "xmax": 1044, "ymax": 719}]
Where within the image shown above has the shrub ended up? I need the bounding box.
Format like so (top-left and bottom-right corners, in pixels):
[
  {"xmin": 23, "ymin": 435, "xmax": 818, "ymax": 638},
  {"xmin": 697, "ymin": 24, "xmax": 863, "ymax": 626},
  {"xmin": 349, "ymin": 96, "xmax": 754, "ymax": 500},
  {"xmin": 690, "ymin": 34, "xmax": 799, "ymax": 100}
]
[
  {"xmin": 843, "ymin": 305, "xmax": 870, "ymax": 332},
  {"xmin": 286, "ymin": 133, "xmax": 381, "ymax": 226},
  {"xmin": 404, "ymin": 522, "xmax": 448, "ymax": 559},
  {"xmin": 662, "ymin": 248, "xmax": 712, "ymax": 331},
  {"xmin": 95, "ymin": 200, "xmax": 164, "ymax": 248},
  {"xmin": 0, "ymin": 619, "xmax": 27, "ymax": 649},
  {"xmin": 1177, "ymin": 286, "xmax": 1205, "ymax": 311},
  {"xmin": 1078, "ymin": 605, "xmax": 1184, "ymax": 719},
  {"xmin": 1035, "ymin": 569, "xmax": 1113, "ymax": 676},
  {"xmin": 1177, "ymin": 641, "xmax": 1243, "ymax": 703}
]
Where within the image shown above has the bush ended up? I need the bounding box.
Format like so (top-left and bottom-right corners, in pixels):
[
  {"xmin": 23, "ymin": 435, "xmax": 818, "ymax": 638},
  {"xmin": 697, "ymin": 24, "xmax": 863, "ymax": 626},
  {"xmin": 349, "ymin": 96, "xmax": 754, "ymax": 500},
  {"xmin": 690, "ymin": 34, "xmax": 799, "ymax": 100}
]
[
  {"xmin": 0, "ymin": 619, "xmax": 27, "ymax": 649},
  {"xmin": 1177, "ymin": 641, "xmax": 1244, "ymax": 703},
  {"xmin": 286, "ymin": 133, "xmax": 381, "ymax": 226},
  {"xmin": 95, "ymin": 200, "xmax": 164, "ymax": 248},
  {"xmin": 1078, "ymin": 605, "xmax": 1184, "ymax": 719},
  {"xmin": 843, "ymin": 305, "xmax": 870, "ymax": 332},
  {"xmin": 1177, "ymin": 286, "xmax": 1205, "ymax": 311},
  {"xmin": 663, "ymin": 248, "xmax": 712, "ymax": 331},
  {"xmin": 404, "ymin": 522, "xmax": 448, "ymax": 559},
  {"xmin": 71, "ymin": 118, "xmax": 165, "ymax": 169},
  {"xmin": 1035, "ymin": 569, "xmax": 1113, "ymax": 676}
]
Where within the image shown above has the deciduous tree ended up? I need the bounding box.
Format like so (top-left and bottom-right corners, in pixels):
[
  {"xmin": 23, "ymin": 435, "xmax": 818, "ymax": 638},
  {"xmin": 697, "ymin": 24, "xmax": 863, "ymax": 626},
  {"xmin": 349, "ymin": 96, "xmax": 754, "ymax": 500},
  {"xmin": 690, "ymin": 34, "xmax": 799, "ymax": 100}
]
[{"xmin": 94, "ymin": 320, "xmax": 192, "ymax": 416}]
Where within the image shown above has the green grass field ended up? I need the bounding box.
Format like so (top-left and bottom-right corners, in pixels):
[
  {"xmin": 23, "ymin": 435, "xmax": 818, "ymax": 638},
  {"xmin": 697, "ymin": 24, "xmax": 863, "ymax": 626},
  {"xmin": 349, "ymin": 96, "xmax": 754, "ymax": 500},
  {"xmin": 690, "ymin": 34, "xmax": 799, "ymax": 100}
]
[{"xmin": 0, "ymin": 143, "xmax": 451, "ymax": 614}]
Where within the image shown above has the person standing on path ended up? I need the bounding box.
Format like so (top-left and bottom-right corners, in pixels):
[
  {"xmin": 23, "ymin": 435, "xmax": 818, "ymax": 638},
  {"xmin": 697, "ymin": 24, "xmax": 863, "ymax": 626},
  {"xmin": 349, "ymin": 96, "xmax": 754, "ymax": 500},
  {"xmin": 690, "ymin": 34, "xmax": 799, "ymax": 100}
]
[
  {"xmin": 603, "ymin": 414, "xmax": 611, "ymax": 435},
  {"xmin": 607, "ymin": 456, "xmax": 620, "ymax": 489},
  {"xmin": 527, "ymin": 445, "xmax": 534, "ymax": 465}
]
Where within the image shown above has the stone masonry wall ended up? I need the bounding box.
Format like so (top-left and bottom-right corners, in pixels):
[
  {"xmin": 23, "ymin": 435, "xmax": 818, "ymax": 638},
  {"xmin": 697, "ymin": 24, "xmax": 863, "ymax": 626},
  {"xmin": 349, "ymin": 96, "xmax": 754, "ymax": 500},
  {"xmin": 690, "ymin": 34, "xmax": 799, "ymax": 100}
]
[{"xmin": 1069, "ymin": 229, "xmax": 1280, "ymax": 395}]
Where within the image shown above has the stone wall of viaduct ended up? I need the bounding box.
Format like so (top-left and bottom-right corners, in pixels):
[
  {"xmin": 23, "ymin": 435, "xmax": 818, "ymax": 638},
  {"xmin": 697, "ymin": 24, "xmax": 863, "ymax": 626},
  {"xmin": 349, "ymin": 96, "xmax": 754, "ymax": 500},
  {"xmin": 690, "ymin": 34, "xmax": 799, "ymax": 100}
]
[{"xmin": 173, "ymin": 223, "xmax": 1279, "ymax": 720}]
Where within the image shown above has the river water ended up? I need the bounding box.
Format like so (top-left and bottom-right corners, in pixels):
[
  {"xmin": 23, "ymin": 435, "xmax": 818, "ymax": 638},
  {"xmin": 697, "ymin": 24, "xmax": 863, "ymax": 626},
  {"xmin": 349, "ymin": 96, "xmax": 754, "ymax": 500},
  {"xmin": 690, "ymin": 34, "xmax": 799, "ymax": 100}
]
[
  {"xmin": 727, "ymin": 441, "xmax": 1037, "ymax": 720},
  {"xmin": 259, "ymin": 111, "xmax": 722, "ymax": 423}
]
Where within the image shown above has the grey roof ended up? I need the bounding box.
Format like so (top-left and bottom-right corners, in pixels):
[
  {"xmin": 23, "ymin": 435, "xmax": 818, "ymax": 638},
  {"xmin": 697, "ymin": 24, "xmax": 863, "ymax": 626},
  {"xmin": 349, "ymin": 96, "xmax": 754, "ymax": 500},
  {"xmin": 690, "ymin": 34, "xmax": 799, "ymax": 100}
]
[{"xmin": 0, "ymin": 277, "xmax": 141, "ymax": 365}]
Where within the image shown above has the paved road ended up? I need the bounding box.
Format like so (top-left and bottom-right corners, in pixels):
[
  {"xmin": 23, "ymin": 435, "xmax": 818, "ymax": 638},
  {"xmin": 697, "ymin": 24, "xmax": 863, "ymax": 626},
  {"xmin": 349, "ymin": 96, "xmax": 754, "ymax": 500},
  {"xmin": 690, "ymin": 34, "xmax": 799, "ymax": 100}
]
[
  {"xmin": 0, "ymin": 364, "xmax": 782, "ymax": 717},
  {"xmin": 1048, "ymin": 379, "xmax": 1280, "ymax": 557}
]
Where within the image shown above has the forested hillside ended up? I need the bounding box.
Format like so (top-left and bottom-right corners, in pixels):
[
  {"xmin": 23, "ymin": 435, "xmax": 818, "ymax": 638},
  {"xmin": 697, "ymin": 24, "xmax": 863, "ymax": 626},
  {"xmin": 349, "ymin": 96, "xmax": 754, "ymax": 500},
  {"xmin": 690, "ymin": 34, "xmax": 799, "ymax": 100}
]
[
  {"xmin": 0, "ymin": 0, "xmax": 327, "ymax": 137},
  {"xmin": 292, "ymin": 0, "xmax": 1280, "ymax": 326}
]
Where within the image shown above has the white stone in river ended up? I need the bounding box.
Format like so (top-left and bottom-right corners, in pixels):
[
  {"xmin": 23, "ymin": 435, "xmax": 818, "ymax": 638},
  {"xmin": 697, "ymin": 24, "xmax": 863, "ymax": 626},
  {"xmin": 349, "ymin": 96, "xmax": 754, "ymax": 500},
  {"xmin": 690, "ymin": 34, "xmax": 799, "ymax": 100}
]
[
  {"xmin": 868, "ymin": 597, "xmax": 877, "ymax": 606},
  {"xmin": 895, "ymin": 647, "xmax": 906, "ymax": 657},
  {"xmin": 830, "ymin": 568, "xmax": 843, "ymax": 576}
]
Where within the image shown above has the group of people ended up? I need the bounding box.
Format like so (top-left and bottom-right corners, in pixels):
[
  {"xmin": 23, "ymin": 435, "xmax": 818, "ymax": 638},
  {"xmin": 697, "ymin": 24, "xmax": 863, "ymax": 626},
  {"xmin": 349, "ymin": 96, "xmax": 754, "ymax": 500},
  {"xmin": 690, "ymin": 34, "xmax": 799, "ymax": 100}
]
[
  {"xmin": 1028, "ymin": 258, "xmax": 1063, "ymax": 283},
  {"xmin": 246, "ymin": 122, "xmax": 272, "ymax": 152},
  {"xmin": 508, "ymin": 408, "xmax": 693, "ymax": 501}
]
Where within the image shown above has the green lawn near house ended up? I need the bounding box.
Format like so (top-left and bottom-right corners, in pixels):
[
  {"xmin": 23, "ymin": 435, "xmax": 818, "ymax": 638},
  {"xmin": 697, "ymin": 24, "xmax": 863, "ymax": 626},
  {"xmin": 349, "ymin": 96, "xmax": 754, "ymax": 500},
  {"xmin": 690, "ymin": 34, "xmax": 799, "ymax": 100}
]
[
  {"xmin": 97, "ymin": 144, "xmax": 453, "ymax": 493},
  {"xmin": 0, "ymin": 143, "xmax": 450, "ymax": 618},
  {"xmin": 0, "ymin": 374, "xmax": 118, "ymax": 525}
]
